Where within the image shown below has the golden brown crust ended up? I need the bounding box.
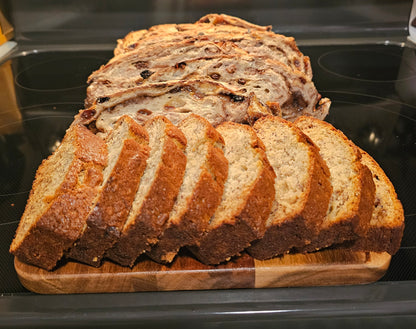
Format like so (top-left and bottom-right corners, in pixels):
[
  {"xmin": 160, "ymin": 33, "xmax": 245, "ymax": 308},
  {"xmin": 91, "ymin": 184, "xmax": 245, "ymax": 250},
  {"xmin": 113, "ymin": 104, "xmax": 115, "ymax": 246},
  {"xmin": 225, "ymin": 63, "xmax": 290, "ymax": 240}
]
[
  {"xmin": 147, "ymin": 117, "xmax": 229, "ymax": 263},
  {"xmin": 106, "ymin": 117, "xmax": 187, "ymax": 267},
  {"xmin": 68, "ymin": 118, "xmax": 150, "ymax": 266},
  {"xmin": 247, "ymin": 117, "xmax": 332, "ymax": 260},
  {"xmin": 354, "ymin": 162, "xmax": 376, "ymax": 236},
  {"xmin": 10, "ymin": 125, "xmax": 107, "ymax": 270}
]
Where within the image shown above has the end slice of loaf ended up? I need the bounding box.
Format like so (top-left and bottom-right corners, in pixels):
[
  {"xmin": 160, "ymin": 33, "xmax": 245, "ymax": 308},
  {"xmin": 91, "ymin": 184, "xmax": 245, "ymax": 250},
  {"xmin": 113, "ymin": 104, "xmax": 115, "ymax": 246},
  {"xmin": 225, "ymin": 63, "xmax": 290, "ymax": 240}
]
[
  {"xmin": 147, "ymin": 114, "xmax": 228, "ymax": 263},
  {"xmin": 247, "ymin": 116, "xmax": 332, "ymax": 260},
  {"xmin": 188, "ymin": 122, "xmax": 275, "ymax": 265},
  {"xmin": 350, "ymin": 149, "xmax": 404, "ymax": 255},
  {"xmin": 67, "ymin": 115, "xmax": 150, "ymax": 266},
  {"xmin": 9, "ymin": 124, "xmax": 107, "ymax": 270},
  {"xmin": 294, "ymin": 116, "xmax": 375, "ymax": 252},
  {"xmin": 106, "ymin": 116, "xmax": 187, "ymax": 267}
]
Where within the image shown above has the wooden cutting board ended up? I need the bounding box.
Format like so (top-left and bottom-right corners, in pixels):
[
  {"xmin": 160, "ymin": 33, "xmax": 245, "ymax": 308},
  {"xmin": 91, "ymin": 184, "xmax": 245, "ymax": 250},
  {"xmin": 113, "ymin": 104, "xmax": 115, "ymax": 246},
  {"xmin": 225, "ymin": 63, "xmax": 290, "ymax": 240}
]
[{"xmin": 14, "ymin": 249, "xmax": 391, "ymax": 294}]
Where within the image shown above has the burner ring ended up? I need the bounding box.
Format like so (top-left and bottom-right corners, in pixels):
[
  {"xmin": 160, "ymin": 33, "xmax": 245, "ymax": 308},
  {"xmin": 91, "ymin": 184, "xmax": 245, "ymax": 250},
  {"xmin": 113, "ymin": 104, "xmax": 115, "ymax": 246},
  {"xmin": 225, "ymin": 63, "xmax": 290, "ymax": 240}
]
[
  {"xmin": 14, "ymin": 55, "xmax": 108, "ymax": 92},
  {"xmin": 317, "ymin": 48, "xmax": 416, "ymax": 83}
]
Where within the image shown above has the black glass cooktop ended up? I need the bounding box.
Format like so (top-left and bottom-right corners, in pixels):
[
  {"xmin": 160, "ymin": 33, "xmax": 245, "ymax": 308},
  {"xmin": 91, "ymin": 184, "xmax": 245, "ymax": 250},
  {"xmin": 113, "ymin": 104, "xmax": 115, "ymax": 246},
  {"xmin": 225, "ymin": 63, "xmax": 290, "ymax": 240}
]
[{"xmin": 0, "ymin": 44, "xmax": 415, "ymax": 294}]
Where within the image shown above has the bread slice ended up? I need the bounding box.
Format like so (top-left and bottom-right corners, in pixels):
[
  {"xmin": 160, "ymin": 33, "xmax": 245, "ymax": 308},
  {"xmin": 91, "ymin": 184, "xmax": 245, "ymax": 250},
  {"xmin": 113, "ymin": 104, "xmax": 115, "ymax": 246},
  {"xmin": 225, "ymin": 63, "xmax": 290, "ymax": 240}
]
[
  {"xmin": 67, "ymin": 115, "xmax": 150, "ymax": 266},
  {"xmin": 247, "ymin": 116, "xmax": 332, "ymax": 260},
  {"xmin": 86, "ymin": 55, "xmax": 328, "ymax": 122},
  {"xmin": 147, "ymin": 114, "xmax": 228, "ymax": 263},
  {"xmin": 106, "ymin": 116, "xmax": 187, "ymax": 267},
  {"xmin": 350, "ymin": 149, "xmax": 404, "ymax": 255},
  {"xmin": 9, "ymin": 124, "xmax": 107, "ymax": 270},
  {"xmin": 188, "ymin": 122, "xmax": 275, "ymax": 265},
  {"xmin": 294, "ymin": 116, "xmax": 375, "ymax": 252},
  {"xmin": 79, "ymin": 79, "xmax": 271, "ymax": 133}
]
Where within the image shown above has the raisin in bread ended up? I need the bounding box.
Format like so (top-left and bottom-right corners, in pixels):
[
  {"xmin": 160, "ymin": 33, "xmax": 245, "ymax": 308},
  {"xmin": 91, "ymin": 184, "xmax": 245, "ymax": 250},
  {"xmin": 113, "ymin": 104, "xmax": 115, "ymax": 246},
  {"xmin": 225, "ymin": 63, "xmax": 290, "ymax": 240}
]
[
  {"xmin": 294, "ymin": 116, "xmax": 376, "ymax": 252},
  {"xmin": 79, "ymin": 79, "xmax": 271, "ymax": 132},
  {"xmin": 350, "ymin": 149, "xmax": 404, "ymax": 255},
  {"xmin": 86, "ymin": 55, "xmax": 329, "ymax": 122},
  {"xmin": 247, "ymin": 116, "xmax": 332, "ymax": 260},
  {"xmin": 147, "ymin": 114, "xmax": 228, "ymax": 263},
  {"xmin": 9, "ymin": 124, "xmax": 107, "ymax": 270},
  {"xmin": 189, "ymin": 122, "xmax": 275, "ymax": 265},
  {"xmin": 106, "ymin": 116, "xmax": 187, "ymax": 267},
  {"xmin": 67, "ymin": 116, "xmax": 150, "ymax": 266}
]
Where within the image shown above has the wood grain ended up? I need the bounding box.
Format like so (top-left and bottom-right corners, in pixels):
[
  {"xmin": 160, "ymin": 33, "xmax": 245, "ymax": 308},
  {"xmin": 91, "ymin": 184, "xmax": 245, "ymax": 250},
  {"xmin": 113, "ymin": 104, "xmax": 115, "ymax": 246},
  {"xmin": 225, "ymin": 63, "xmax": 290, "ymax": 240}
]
[{"xmin": 14, "ymin": 250, "xmax": 391, "ymax": 294}]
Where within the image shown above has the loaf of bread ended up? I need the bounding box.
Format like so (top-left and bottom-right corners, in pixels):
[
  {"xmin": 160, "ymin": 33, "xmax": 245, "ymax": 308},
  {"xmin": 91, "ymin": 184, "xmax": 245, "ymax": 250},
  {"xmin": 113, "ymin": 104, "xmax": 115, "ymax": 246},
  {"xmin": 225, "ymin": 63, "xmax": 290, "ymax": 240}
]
[
  {"xmin": 106, "ymin": 116, "xmax": 187, "ymax": 267},
  {"xmin": 294, "ymin": 116, "xmax": 376, "ymax": 252},
  {"xmin": 247, "ymin": 116, "xmax": 332, "ymax": 260},
  {"xmin": 147, "ymin": 114, "xmax": 228, "ymax": 263},
  {"xmin": 189, "ymin": 122, "xmax": 275, "ymax": 265},
  {"xmin": 350, "ymin": 149, "xmax": 404, "ymax": 255},
  {"xmin": 9, "ymin": 124, "xmax": 107, "ymax": 270},
  {"xmin": 67, "ymin": 115, "xmax": 150, "ymax": 266},
  {"xmin": 10, "ymin": 14, "xmax": 404, "ymax": 272},
  {"xmin": 86, "ymin": 13, "xmax": 326, "ymax": 123}
]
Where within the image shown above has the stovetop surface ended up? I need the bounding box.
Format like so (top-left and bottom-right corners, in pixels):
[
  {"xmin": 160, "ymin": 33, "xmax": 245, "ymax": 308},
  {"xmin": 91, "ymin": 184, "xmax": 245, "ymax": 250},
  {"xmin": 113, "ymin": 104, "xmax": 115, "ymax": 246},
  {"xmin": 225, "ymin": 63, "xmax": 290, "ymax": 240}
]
[{"xmin": 0, "ymin": 44, "xmax": 415, "ymax": 295}]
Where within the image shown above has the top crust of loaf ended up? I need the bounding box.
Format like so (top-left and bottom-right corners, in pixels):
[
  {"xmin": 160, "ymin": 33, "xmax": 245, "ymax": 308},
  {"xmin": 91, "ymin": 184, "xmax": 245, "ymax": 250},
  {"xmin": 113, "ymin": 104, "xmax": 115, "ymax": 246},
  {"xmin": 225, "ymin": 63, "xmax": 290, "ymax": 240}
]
[
  {"xmin": 106, "ymin": 116, "xmax": 187, "ymax": 267},
  {"xmin": 111, "ymin": 14, "xmax": 310, "ymax": 78},
  {"xmin": 189, "ymin": 122, "xmax": 275, "ymax": 265},
  {"xmin": 294, "ymin": 116, "xmax": 375, "ymax": 251},
  {"xmin": 10, "ymin": 124, "xmax": 107, "ymax": 270},
  {"xmin": 67, "ymin": 115, "xmax": 150, "ymax": 266},
  {"xmin": 351, "ymin": 149, "xmax": 404, "ymax": 255},
  {"xmin": 197, "ymin": 13, "xmax": 272, "ymax": 31},
  {"xmin": 247, "ymin": 116, "xmax": 332, "ymax": 259},
  {"xmin": 147, "ymin": 114, "xmax": 228, "ymax": 263}
]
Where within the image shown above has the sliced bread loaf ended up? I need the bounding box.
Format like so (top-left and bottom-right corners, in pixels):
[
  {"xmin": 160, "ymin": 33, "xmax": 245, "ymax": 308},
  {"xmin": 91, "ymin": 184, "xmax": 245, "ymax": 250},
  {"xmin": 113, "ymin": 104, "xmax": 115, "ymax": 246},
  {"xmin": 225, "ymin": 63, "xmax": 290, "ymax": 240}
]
[
  {"xmin": 350, "ymin": 149, "xmax": 404, "ymax": 255},
  {"xmin": 79, "ymin": 79, "xmax": 271, "ymax": 133},
  {"xmin": 67, "ymin": 115, "xmax": 150, "ymax": 266},
  {"xmin": 188, "ymin": 122, "xmax": 275, "ymax": 265},
  {"xmin": 9, "ymin": 124, "xmax": 107, "ymax": 270},
  {"xmin": 106, "ymin": 116, "xmax": 187, "ymax": 267},
  {"xmin": 294, "ymin": 116, "xmax": 376, "ymax": 252},
  {"xmin": 147, "ymin": 114, "xmax": 228, "ymax": 263},
  {"xmin": 86, "ymin": 55, "xmax": 328, "ymax": 122},
  {"xmin": 247, "ymin": 116, "xmax": 332, "ymax": 260}
]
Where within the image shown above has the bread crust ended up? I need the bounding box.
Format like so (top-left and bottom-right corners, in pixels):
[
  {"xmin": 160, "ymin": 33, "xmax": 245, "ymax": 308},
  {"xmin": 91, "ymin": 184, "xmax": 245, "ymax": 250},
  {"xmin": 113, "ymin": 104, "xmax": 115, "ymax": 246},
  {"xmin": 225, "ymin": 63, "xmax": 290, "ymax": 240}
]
[
  {"xmin": 67, "ymin": 116, "xmax": 150, "ymax": 266},
  {"xmin": 189, "ymin": 122, "xmax": 275, "ymax": 265},
  {"xmin": 247, "ymin": 116, "xmax": 332, "ymax": 260},
  {"xmin": 9, "ymin": 125, "xmax": 107, "ymax": 270},
  {"xmin": 147, "ymin": 115, "xmax": 228, "ymax": 263},
  {"xmin": 106, "ymin": 116, "xmax": 187, "ymax": 267}
]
